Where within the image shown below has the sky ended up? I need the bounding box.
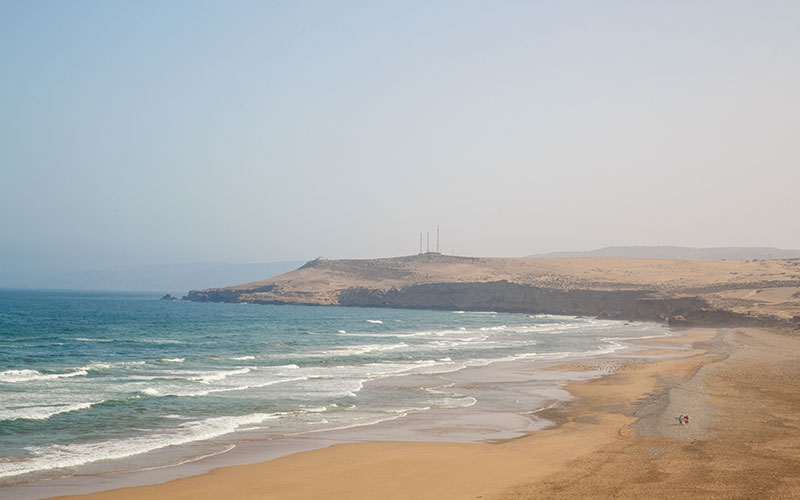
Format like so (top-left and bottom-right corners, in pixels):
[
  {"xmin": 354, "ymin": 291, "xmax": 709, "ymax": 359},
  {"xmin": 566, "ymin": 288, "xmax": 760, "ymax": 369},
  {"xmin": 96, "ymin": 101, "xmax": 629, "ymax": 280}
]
[{"xmin": 1, "ymin": 0, "xmax": 799, "ymax": 282}]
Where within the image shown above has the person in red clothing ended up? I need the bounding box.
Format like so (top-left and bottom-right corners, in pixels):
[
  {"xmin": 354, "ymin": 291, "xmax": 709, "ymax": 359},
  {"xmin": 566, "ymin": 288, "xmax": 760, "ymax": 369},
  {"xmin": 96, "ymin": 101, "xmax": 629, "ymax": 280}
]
[{"xmin": 683, "ymin": 415, "xmax": 689, "ymax": 425}]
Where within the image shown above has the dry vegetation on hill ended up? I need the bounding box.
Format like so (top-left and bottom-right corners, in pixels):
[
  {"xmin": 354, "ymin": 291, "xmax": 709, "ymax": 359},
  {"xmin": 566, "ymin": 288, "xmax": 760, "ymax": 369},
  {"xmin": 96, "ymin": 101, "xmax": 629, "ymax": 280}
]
[{"xmin": 186, "ymin": 254, "xmax": 800, "ymax": 327}]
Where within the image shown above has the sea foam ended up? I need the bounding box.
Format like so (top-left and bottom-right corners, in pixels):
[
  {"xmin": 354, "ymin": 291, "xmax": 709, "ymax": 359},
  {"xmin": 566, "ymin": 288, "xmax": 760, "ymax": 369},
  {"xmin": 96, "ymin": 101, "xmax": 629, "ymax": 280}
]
[
  {"xmin": 0, "ymin": 412, "xmax": 279, "ymax": 480},
  {"xmin": 0, "ymin": 369, "xmax": 88, "ymax": 383},
  {"xmin": 0, "ymin": 401, "xmax": 100, "ymax": 422}
]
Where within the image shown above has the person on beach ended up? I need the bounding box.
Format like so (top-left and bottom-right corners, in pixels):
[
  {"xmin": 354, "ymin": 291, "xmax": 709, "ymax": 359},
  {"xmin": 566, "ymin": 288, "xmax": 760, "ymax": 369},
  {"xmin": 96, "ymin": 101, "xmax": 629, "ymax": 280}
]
[{"xmin": 677, "ymin": 414, "xmax": 684, "ymax": 425}]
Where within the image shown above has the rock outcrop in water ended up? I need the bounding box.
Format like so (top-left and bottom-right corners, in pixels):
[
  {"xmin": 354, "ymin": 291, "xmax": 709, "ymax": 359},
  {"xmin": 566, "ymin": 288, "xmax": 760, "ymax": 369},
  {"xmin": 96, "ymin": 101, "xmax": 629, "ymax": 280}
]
[{"xmin": 185, "ymin": 254, "xmax": 800, "ymax": 328}]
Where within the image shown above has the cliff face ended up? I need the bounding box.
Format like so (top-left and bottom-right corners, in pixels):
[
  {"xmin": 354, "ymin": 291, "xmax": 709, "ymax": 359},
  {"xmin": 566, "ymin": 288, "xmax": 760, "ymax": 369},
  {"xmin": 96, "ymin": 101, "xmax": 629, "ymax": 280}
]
[
  {"xmin": 338, "ymin": 282, "xmax": 703, "ymax": 320},
  {"xmin": 184, "ymin": 255, "xmax": 800, "ymax": 328}
]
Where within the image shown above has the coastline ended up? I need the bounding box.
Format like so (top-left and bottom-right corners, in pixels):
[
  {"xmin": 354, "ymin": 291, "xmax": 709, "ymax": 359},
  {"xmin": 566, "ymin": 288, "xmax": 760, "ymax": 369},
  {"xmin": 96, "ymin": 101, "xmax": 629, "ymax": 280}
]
[
  {"xmin": 2, "ymin": 319, "xmax": 674, "ymax": 499},
  {"xmin": 12, "ymin": 325, "xmax": 800, "ymax": 499},
  {"xmin": 1, "ymin": 325, "xmax": 733, "ymax": 500},
  {"xmin": 185, "ymin": 255, "xmax": 800, "ymax": 330},
  {"xmin": 0, "ymin": 309, "xmax": 666, "ymax": 497}
]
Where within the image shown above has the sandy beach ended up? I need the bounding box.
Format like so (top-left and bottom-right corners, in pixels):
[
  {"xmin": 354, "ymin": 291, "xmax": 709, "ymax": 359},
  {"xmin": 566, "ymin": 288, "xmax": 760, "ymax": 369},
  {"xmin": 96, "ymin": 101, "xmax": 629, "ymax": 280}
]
[
  {"xmin": 34, "ymin": 324, "xmax": 800, "ymax": 500},
  {"xmin": 6, "ymin": 0, "xmax": 799, "ymax": 496}
]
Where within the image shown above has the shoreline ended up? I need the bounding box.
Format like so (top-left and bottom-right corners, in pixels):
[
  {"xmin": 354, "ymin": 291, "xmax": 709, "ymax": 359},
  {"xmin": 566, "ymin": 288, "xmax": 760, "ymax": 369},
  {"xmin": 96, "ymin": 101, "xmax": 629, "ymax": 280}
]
[
  {"xmin": 12, "ymin": 324, "xmax": 800, "ymax": 499},
  {"xmin": 4, "ymin": 324, "xmax": 716, "ymax": 500},
  {"xmin": 2, "ymin": 320, "xmax": 677, "ymax": 500}
]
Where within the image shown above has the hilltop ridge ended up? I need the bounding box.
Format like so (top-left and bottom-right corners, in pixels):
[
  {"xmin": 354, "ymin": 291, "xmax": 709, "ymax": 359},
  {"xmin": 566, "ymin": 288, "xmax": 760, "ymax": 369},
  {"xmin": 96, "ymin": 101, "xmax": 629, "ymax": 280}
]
[
  {"xmin": 185, "ymin": 254, "xmax": 800, "ymax": 328},
  {"xmin": 528, "ymin": 246, "xmax": 800, "ymax": 260}
]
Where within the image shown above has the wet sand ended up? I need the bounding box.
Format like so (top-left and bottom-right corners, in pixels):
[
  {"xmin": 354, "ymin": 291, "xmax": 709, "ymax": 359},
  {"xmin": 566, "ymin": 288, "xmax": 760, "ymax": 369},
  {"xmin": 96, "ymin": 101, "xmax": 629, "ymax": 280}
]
[{"xmin": 37, "ymin": 326, "xmax": 800, "ymax": 499}]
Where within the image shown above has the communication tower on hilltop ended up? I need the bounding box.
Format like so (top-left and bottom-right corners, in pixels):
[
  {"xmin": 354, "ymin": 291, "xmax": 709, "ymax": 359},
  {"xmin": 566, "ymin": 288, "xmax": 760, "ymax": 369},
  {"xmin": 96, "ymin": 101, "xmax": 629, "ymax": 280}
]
[{"xmin": 418, "ymin": 227, "xmax": 443, "ymax": 255}]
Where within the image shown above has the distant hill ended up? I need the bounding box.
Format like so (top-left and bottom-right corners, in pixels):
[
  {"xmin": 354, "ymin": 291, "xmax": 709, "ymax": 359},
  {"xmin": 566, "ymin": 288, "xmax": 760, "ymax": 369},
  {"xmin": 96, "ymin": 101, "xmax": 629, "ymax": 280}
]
[
  {"xmin": 527, "ymin": 246, "xmax": 800, "ymax": 260},
  {"xmin": 185, "ymin": 253, "xmax": 800, "ymax": 326},
  {"xmin": 4, "ymin": 261, "xmax": 306, "ymax": 294}
]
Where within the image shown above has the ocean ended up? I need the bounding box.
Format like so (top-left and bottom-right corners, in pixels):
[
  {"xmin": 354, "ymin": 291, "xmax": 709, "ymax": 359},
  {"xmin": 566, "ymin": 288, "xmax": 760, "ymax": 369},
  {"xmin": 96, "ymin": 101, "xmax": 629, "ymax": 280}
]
[{"xmin": 0, "ymin": 289, "xmax": 669, "ymax": 486}]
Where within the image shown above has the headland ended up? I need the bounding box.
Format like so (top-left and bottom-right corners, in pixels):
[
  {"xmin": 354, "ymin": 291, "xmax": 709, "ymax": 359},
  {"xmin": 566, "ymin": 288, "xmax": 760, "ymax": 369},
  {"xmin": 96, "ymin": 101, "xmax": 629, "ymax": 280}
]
[
  {"xmin": 23, "ymin": 255, "xmax": 800, "ymax": 499},
  {"xmin": 186, "ymin": 254, "xmax": 800, "ymax": 328}
]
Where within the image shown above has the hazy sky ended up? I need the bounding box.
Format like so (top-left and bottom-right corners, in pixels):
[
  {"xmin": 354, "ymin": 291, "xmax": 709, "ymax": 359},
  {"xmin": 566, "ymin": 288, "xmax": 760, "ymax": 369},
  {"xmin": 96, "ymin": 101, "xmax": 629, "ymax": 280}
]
[{"xmin": 2, "ymin": 0, "xmax": 799, "ymax": 280}]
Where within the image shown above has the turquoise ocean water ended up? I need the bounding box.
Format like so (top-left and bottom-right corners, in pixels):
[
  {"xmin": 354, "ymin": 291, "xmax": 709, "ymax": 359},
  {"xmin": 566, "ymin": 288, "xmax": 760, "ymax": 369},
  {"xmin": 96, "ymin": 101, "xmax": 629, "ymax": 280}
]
[{"xmin": 0, "ymin": 289, "xmax": 667, "ymax": 485}]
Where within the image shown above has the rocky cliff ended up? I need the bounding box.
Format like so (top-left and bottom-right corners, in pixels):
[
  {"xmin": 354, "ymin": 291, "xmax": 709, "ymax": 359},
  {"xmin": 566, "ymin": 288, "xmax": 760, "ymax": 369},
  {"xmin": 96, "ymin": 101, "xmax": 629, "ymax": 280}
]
[{"xmin": 185, "ymin": 254, "xmax": 800, "ymax": 328}]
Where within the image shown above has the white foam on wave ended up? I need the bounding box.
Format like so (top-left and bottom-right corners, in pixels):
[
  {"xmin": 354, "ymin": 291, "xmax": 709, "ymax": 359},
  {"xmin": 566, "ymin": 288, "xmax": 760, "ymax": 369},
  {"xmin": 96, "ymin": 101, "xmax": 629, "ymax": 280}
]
[
  {"xmin": 459, "ymin": 330, "xmax": 654, "ymax": 368},
  {"xmin": 125, "ymin": 367, "xmax": 258, "ymax": 386},
  {"xmin": 335, "ymin": 331, "xmax": 406, "ymax": 338},
  {"xmin": 429, "ymin": 336, "xmax": 490, "ymax": 348},
  {"xmin": 0, "ymin": 412, "xmax": 279, "ymax": 480},
  {"xmin": 330, "ymin": 343, "xmax": 407, "ymax": 356},
  {"xmin": 82, "ymin": 362, "xmax": 112, "ymax": 371},
  {"xmin": 366, "ymin": 320, "xmax": 383, "ymax": 324},
  {"xmin": 74, "ymin": 337, "xmax": 113, "ymax": 343},
  {"xmin": 276, "ymin": 360, "xmax": 466, "ymax": 394},
  {"xmin": 119, "ymin": 360, "xmax": 147, "ymax": 366},
  {"xmin": 160, "ymin": 358, "xmax": 185, "ymax": 363},
  {"xmin": 362, "ymin": 359, "xmax": 466, "ymax": 379},
  {"xmin": 409, "ymin": 327, "xmax": 486, "ymax": 338},
  {"xmin": 299, "ymin": 405, "xmax": 434, "ymax": 436},
  {"xmin": 601, "ymin": 329, "xmax": 672, "ymax": 342},
  {"xmin": 287, "ymin": 375, "xmax": 366, "ymax": 399},
  {"xmin": 0, "ymin": 401, "xmax": 100, "ymax": 422},
  {"xmin": 593, "ymin": 338, "xmax": 628, "ymax": 355},
  {"xmin": 0, "ymin": 312, "xmax": 667, "ymax": 482},
  {"xmin": 436, "ymin": 396, "xmax": 478, "ymax": 409},
  {"xmin": 340, "ymin": 326, "xmax": 473, "ymax": 339},
  {"xmin": 139, "ymin": 376, "xmax": 309, "ymax": 398},
  {"xmin": 424, "ymin": 382, "xmax": 456, "ymax": 394},
  {"xmin": 299, "ymin": 405, "xmax": 330, "ymax": 413},
  {"xmin": 290, "ymin": 343, "xmax": 409, "ymax": 359},
  {"xmin": 189, "ymin": 367, "xmax": 251, "ymax": 384},
  {"xmin": 0, "ymin": 369, "xmax": 88, "ymax": 383}
]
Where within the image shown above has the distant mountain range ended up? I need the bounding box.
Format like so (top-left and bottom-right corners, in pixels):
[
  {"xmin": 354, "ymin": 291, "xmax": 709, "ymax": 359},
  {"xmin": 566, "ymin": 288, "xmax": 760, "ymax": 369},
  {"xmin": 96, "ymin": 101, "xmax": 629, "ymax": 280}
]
[
  {"xmin": 527, "ymin": 246, "xmax": 800, "ymax": 260},
  {"xmin": 4, "ymin": 261, "xmax": 306, "ymax": 294}
]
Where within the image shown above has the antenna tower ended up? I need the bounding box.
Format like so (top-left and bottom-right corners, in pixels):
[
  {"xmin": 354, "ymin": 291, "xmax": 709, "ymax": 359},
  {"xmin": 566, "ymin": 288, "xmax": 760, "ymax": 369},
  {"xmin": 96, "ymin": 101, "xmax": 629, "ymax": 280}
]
[
  {"xmin": 426, "ymin": 232, "xmax": 430, "ymax": 253},
  {"xmin": 437, "ymin": 225, "xmax": 440, "ymax": 253}
]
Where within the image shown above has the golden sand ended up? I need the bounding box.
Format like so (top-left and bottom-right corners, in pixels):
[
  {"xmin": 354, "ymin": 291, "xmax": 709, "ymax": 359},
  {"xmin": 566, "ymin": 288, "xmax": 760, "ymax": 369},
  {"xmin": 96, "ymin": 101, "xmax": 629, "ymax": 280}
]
[{"xmin": 48, "ymin": 326, "xmax": 800, "ymax": 500}]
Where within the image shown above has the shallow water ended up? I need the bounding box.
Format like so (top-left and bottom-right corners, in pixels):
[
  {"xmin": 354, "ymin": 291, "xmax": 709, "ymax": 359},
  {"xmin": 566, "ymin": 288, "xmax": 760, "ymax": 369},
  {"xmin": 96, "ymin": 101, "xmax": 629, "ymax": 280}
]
[{"xmin": 0, "ymin": 289, "xmax": 668, "ymax": 485}]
